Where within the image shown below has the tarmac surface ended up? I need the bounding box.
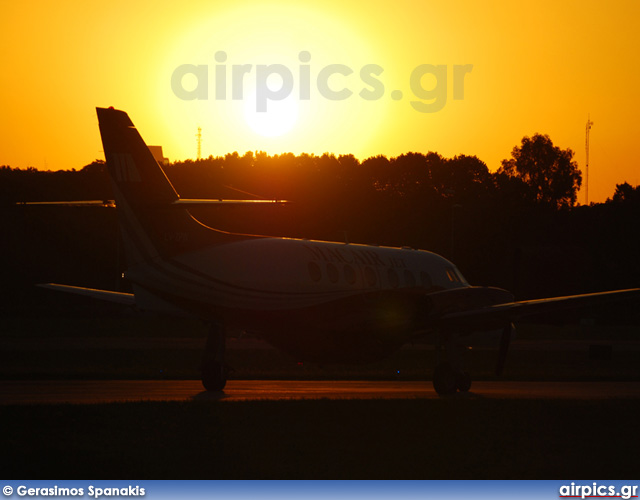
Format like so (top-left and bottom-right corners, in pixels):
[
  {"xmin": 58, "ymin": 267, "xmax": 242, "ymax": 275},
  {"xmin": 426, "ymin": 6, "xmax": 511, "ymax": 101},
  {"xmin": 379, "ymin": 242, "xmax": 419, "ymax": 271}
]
[{"xmin": 1, "ymin": 380, "xmax": 640, "ymax": 404}]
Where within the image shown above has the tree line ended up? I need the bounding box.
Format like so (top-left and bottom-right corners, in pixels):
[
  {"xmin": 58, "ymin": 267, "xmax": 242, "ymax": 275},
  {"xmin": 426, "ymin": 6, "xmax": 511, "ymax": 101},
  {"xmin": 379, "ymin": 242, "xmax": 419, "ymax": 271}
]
[{"xmin": 2, "ymin": 132, "xmax": 631, "ymax": 209}]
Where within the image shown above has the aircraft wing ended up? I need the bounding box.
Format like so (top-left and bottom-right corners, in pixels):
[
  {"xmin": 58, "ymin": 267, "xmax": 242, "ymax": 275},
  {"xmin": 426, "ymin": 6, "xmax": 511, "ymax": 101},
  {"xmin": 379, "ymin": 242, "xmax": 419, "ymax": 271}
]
[
  {"xmin": 37, "ymin": 283, "xmax": 135, "ymax": 306},
  {"xmin": 438, "ymin": 288, "xmax": 640, "ymax": 330},
  {"xmin": 171, "ymin": 199, "xmax": 290, "ymax": 207}
]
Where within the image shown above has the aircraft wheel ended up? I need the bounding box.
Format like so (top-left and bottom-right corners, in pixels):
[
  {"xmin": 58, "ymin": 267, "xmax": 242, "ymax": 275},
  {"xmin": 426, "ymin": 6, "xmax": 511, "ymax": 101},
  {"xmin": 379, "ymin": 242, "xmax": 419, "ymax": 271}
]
[
  {"xmin": 202, "ymin": 361, "xmax": 227, "ymax": 392},
  {"xmin": 433, "ymin": 362, "xmax": 457, "ymax": 395},
  {"xmin": 455, "ymin": 370, "xmax": 472, "ymax": 392}
]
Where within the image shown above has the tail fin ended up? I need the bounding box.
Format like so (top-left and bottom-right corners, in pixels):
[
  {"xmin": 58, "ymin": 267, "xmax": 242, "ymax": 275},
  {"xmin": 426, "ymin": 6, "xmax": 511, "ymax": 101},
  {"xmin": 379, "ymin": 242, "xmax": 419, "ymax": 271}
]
[
  {"xmin": 96, "ymin": 107, "xmax": 234, "ymax": 265},
  {"xmin": 97, "ymin": 107, "xmax": 179, "ymax": 207}
]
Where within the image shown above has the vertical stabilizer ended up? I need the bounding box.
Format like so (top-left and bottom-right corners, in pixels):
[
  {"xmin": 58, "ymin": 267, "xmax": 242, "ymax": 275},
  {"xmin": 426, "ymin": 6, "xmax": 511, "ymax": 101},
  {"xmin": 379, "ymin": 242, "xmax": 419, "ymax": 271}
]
[{"xmin": 96, "ymin": 107, "xmax": 231, "ymax": 265}]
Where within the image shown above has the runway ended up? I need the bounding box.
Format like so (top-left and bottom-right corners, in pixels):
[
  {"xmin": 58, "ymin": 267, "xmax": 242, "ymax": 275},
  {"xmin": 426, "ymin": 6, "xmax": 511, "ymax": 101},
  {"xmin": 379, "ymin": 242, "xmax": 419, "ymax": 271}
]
[{"xmin": 1, "ymin": 379, "xmax": 640, "ymax": 404}]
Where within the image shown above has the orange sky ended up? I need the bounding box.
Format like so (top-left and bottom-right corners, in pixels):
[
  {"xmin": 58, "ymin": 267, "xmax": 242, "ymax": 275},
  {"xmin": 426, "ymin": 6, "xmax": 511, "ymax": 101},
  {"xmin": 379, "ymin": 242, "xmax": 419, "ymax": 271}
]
[{"xmin": 1, "ymin": 0, "xmax": 639, "ymax": 203}]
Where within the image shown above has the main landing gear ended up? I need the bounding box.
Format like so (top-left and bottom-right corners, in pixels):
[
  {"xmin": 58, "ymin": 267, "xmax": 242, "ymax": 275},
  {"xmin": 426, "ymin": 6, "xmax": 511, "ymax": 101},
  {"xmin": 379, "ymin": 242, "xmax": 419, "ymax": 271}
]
[
  {"xmin": 433, "ymin": 362, "xmax": 471, "ymax": 395},
  {"xmin": 432, "ymin": 324, "xmax": 513, "ymax": 396},
  {"xmin": 432, "ymin": 332, "xmax": 471, "ymax": 396},
  {"xmin": 201, "ymin": 322, "xmax": 228, "ymax": 392}
]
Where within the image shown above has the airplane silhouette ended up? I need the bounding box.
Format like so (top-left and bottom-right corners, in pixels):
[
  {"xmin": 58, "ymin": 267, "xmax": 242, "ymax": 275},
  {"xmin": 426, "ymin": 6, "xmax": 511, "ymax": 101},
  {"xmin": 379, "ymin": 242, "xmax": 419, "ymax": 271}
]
[{"xmin": 39, "ymin": 107, "xmax": 640, "ymax": 395}]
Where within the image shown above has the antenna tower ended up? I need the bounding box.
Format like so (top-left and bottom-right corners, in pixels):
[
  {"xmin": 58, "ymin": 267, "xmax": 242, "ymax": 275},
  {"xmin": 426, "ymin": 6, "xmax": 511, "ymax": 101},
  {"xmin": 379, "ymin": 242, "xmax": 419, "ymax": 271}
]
[
  {"xmin": 585, "ymin": 116, "xmax": 594, "ymax": 205},
  {"xmin": 196, "ymin": 126, "xmax": 202, "ymax": 160}
]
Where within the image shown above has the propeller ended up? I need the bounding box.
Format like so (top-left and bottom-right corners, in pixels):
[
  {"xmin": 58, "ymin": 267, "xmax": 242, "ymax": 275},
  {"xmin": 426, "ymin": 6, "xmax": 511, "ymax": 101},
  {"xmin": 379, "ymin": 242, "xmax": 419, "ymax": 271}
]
[{"xmin": 495, "ymin": 322, "xmax": 513, "ymax": 376}]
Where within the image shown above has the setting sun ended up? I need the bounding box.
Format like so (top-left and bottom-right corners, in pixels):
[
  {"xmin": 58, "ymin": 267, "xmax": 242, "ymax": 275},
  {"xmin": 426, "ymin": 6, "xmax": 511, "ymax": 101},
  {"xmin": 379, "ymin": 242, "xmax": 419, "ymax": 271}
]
[{"xmin": 243, "ymin": 82, "xmax": 299, "ymax": 138}]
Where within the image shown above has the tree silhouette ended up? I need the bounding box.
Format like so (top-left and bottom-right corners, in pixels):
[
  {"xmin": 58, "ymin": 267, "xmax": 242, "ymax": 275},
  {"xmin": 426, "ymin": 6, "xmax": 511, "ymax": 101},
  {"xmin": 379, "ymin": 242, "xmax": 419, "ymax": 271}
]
[
  {"xmin": 436, "ymin": 155, "xmax": 491, "ymax": 200},
  {"xmin": 498, "ymin": 133, "xmax": 582, "ymax": 209},
  {"xmin": 609, "ymin": 182, "xmax": 640, "ymax": 205}
]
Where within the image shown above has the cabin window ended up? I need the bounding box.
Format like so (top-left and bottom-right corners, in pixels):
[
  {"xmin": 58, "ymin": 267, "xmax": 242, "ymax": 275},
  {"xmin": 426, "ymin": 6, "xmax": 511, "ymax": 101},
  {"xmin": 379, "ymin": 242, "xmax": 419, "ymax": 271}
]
[
  {"xmin": 420, "ymin": 271, "xmax": 432, "ymax": 289},
  {"xmin": 327, "ymin": 263, "xmax": 339, "ymax": 283},
  {"xmin": 387, "ymin": 268, "xmax": 399, "ymax": 288},
  {"xmin": 308, "ymin": 262, "xmax": 322, "ymax": 282},
  {"xmin": 364, "ymin": 267, "xmax": 377, "ymax": 287},
  {"xmin": 344, "ymin": 265, "xmax": 356, "ymax": 285},
  {"xmin": 404, "ymin": 270, "xmax": 416, "ymax": 287}
]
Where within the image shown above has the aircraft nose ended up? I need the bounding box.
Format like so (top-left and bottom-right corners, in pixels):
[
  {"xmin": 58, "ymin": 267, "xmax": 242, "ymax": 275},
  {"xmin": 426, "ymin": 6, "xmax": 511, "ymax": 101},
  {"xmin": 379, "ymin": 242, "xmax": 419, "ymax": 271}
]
[{"xmin": 488, "ymin": 287, "xmax": 515, "ymax": 305}]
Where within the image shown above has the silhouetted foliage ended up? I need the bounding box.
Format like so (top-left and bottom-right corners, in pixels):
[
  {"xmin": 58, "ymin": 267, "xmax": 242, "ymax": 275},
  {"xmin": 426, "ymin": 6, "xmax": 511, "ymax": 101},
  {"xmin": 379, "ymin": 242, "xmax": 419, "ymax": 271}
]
[
  {"xmin": 0, "ymin": 161, "xmax": 111, "ymax": 205},
  {"xmin": 608, "ymin": 182, "xmax": 640, "ymax": 205},
  {"xmin": 498, "ymin": 134, "xmax": 582, "ymax": 209}
]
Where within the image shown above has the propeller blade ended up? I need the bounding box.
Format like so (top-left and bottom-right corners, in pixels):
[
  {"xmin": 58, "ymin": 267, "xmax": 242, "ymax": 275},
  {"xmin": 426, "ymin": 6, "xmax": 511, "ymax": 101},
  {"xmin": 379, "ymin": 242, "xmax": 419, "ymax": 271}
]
[{"xmin": 496, "ymin": 322, "xmax": 512, "ymax": 376}]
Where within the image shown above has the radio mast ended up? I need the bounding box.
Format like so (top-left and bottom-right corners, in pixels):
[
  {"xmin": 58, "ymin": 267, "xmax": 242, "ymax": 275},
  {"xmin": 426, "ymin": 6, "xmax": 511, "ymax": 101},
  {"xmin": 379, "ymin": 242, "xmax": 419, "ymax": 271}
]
[
  {"xmin": 585, "ymin": 116, "xmax": 594, "ymax": 205},
  {"xmin": 196, "ymin": 126, "xmax": 202, "ymax": 160}
]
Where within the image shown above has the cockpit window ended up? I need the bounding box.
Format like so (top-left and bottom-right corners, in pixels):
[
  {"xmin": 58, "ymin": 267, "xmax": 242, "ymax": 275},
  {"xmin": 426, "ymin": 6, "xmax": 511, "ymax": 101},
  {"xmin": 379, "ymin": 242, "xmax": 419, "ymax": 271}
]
[
  {"xmin": 446, "ymin": 268, "xmax": 459, "ymax": 282},
  {"xmin": 445, "ymin": 267, "xmax": 467, "ymax": 284},
  {"xmin": 453, "ymin": 267, "xmax": 467, "ymax": 284}
]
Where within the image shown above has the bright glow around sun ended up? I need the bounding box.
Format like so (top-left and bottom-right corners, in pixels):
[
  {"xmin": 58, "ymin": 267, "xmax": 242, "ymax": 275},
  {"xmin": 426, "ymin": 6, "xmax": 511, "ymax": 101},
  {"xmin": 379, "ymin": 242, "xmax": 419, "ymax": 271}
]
[
  {"xmin": 155, "ymin": 2, "xmax": 386, "ymax": 157},
  {"xmin": 243, "ymin": 85, "xmax": 299, "ymax": 137}
]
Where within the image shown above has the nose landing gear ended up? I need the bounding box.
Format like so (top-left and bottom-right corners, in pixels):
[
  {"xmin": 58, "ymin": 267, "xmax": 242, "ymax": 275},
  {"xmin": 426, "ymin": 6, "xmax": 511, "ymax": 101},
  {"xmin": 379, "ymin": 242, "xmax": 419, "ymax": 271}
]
[{"xmin": 433, "ymin": 332, "xmax": 472, "ymax": 396}]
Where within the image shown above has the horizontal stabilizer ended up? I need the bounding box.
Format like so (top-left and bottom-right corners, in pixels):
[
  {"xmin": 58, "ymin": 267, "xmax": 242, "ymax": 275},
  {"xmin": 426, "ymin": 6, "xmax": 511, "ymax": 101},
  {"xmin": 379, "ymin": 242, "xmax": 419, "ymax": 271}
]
[
  {"xmin": 17, "ymin": 199, "xmax": 288, "ymax": 208},
  {"xmin": 17, "ymin": 200, "xmax": 115, "ymax": 207},
  {"xmin": 38, "ymin": 283, "xmax": 136, "ymax": 306}
]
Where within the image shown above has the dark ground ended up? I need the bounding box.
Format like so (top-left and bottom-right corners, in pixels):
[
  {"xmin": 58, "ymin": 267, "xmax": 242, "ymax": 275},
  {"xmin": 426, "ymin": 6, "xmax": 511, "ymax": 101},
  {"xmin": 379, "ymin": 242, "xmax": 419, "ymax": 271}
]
[
  {"xmin": 1, "ymin": 306, "xmax": 639, "ymax": 479},
  {"xmin": 2, "ymin": 398, "xmax": 639, "ymax": 478}
]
